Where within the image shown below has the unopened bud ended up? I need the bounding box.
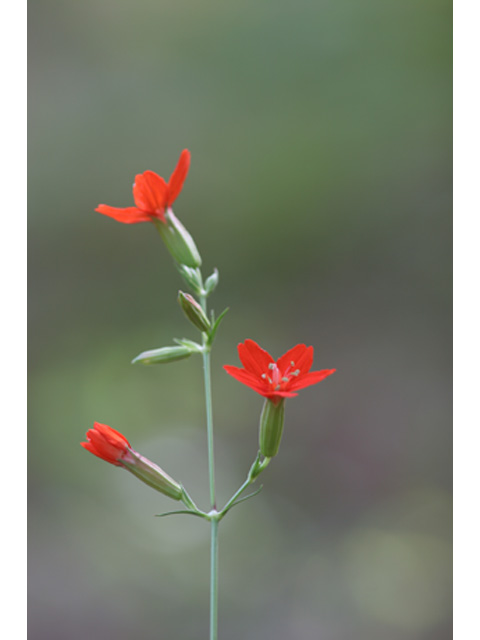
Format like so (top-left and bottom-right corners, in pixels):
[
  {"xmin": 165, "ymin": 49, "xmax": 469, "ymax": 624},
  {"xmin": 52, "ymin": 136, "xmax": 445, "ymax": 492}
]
[
  {"xmin": 132, "ymin": 345, "xmax": 192, "ymax": 365},
  {"xmin": 155, "ymin": 209, "xmax": 202, "ymax": 268},
  {"xmin": 177, "ymin": 265, "xmax": 203, "ymax": 294},
  {"xmin": 178, "ymin": 291, "xmax": 211, "ymax": 332},
  {"xmin": 121, "ymin": 450, "xmax": 183, "ymax": 500},
  {"xmin": 204, "ymin": 269, "xmax": 219, "ymax": 296},
  {"xmin": 259, "ymin": 398, "xmax": 285, "ymax": 457}
]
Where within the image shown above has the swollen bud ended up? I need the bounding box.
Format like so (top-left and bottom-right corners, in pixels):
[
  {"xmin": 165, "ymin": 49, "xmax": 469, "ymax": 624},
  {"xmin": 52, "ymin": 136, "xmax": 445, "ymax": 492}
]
[
  {"xmin": 132, "ymin": 345, "xmax": 193, "ymax": 365},
  {"xmin": 259, "ymin": 398, "xmax": 285, "ymax": 457},
  {"xmin": 155, "ymin": 208, "xmax": 202, "ymax": 268},
  {"xmin": 178, "ymin": 291, "xmax": 211, "ymax": 332},
  {"xmin": 121, "ymin": 450, "xmax": 183, "ymax": 500}
]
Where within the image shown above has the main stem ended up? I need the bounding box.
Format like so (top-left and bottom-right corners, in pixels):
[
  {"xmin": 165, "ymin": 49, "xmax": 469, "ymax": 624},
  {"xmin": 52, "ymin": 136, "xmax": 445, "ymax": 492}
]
[
  {"xmin": 209, "ymin": 517, "xmax": 219, "ymax": 640},
  {"xmin": 202, "ymin": 347, "xmax": 216, "ymax": 508},
  {"xmin": 200, "ymin": 293, "xmax": 218, "ymax": 640}
]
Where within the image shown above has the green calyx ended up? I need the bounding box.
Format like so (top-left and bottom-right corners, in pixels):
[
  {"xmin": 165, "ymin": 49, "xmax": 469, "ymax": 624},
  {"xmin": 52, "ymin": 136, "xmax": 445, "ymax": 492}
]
[
  {"xmin": 121, "ymin": 451, "xmax": 183, "ymax": 500},
  {"xmin": 259, "ymin": 398, "xmax": 285, "ymax": 458},
  {"xmin": 155, "ymin": 209, "xmax": 202, "ymax": 268}
]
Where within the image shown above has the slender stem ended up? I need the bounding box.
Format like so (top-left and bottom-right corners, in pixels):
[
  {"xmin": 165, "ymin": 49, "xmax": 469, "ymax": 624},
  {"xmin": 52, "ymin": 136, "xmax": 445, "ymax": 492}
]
[
  {"xmin": 202, "ymin": 346, "xmax": 216, "ymax": 508},
  {"xmin": 219, "ymin": 455, "xmax": 270, "ymax": 517},
  {"xmin": 220, "ymin": 475, "xmax": 252, "ymax": 515},
  {"xmin": 200, "ymin": 291, "xmax": 218, "ymax": 640},
  {"xmin": 210, "ymin": 518, "xmax": 219, "ymax": 640}
]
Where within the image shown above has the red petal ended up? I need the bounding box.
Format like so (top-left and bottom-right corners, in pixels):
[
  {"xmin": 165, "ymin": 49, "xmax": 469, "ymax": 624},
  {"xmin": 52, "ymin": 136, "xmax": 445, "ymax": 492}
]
[
  {"xmin": 81, "ymin": 422, "xmax": 131, "ymax": 466},
  {"xmin": 294, "ymin": 345, "xmax": 314, "ymax": 373},
  {"xmin": 95, "ymin": 205, "xmax": 152, "ymax": 224},
  {"xmin": 288, "ymin": 369, "xmax": 336, "ymax": 391},
  {"xmin": 93, "ymin": 422, "xmax": 131, "ymax": 448},
  {"xmin": 264, "ymin": 390, "xmax": 298, "ymax": 399},
  {"xmin": 167, "ymin": 149, "xmax": 191, "ymax": 206},
  {"xmin": 223, "ymin": 365, "xmax": 267, "ymax": 393},
  {"xmin": 133, "ymin": 171, "xmax": 168, "ymax": 212},
  {"xmin": 223, "ymin": 365, "xmax": 301, "ymax": 399},
  {"xmin": 237, "ymin": 339, "xmax": 274, "ymax": 377},
  {"xmin": 277, "ymin": 344, "xmax": 313, "ymax": 375},
  {"xmin": 223, "ymin": 365, "xmax": 271, "ymax": 396},
  {"xmin": 82, "ymin": 432, "xmax": 119, "ymax": 465},
  {"xmin": 81, "ymin": 441, "xmax": 122, "ymax": 466}
]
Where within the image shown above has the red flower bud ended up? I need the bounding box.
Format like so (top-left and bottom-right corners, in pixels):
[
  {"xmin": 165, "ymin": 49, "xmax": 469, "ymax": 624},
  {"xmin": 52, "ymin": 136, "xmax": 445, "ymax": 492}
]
[
  {"xmin": 81, "ymin": 422, "xmax": 183, "ymax": 500},
  {"xmin": 81, "ymin": 422, "xmax": 130, "ymax": 466}
]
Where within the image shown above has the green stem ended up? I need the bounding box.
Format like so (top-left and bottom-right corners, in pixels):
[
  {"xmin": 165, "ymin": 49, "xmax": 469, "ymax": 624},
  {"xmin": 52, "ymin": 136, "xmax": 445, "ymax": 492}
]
[
  {"xmin": 219, "ymin": 454, "xmax": 270, "ymax": 517},
  {"xmin": 210, "ymin": 517, "xmax": 219, "ymax": 640},
  {"xmin": 221, "ymin": 475, "xmax": 252, "ymax": 516},
  {"xmin": 200, "ymin": 291, "xmax": 218, "ymax": 640},
  {"xmin": 202, "ymin": 346, "xmax": 216, "ymax": 508}
]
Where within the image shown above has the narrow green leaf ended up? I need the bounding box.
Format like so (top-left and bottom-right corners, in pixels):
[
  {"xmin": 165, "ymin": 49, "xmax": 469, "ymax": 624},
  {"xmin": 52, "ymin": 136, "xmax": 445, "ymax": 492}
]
[
  {"xmin": 208, "ymin": 307, "xmax": 229, "ymax": 344},
  {"xmin": 155, "ymin": 510, "xmax": 206, "ymax": 518}
]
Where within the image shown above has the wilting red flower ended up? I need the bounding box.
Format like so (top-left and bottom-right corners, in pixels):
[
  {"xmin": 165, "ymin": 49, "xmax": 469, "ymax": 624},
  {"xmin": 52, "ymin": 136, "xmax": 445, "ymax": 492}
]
[
  {"xmin": 95, "ymin": 149, "xmax": 191, "ymax": 224},
  {"xmin": 224, "ymin": 339, "xmax": 335, "ymax": 401},
  {"xmin": 81, "ymin": 422, "xmax": 131, "ymax": 466}
]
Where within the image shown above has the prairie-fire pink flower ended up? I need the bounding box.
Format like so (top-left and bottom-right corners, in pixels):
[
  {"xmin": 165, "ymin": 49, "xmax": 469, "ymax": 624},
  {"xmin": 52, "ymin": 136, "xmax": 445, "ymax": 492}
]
[
  {"xmin": 225, "ymin": 340, "xmax": 335, "ymax": 457},
  {"xmin": 81, "ymin": 422, "xmax": 183, "ymax": 499},
  {"xmin": 95, "ymin": 149, "xmax": 191, "ymax": 224},
  {"xmin": 224, "ymin": 339, "xmax": 335, "ymax": 402},
  {"xmin": 81, "ymin": 422, "xmax": 131, "ymax": 466}
]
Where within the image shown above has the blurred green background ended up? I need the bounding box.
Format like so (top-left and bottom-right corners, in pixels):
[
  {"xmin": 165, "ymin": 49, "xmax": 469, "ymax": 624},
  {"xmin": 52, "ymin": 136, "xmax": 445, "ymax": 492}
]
[{"xmin": 28, "ymin": 1, "xmax": 452, "ymax": 639}]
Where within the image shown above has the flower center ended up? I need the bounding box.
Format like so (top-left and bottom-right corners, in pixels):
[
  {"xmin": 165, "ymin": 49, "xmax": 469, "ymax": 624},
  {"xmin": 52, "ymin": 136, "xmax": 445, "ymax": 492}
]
[{"xmin": 261, "ymin": 361, "xmax": 300, "ymax": 391}]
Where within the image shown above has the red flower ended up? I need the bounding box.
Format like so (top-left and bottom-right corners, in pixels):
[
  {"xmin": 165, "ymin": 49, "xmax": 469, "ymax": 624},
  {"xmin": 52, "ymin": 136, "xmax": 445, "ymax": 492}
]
[
  {"xmin": 81, "ymin": 422, "xmax": 131, "ymax": 466},
  {"xmin": 224, "ymin": 339, "xmax": 335, "ymax": 401},
  {"xmin": 95, "ymin": 149, "xmax": 191, "ymax": 224}
]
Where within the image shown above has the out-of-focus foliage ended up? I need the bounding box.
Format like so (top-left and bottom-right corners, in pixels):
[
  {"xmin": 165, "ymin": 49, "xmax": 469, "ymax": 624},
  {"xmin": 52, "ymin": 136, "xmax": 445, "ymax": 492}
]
[{"xmin": 28, "ymin": 1, "xmax": 451, "ymax": 639}]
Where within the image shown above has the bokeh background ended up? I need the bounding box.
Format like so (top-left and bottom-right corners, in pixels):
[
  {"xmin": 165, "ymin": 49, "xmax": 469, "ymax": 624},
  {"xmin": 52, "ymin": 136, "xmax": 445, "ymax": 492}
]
[{"xmin": 28, "ymin": 1, "xmax": 452, "ymax": 639}]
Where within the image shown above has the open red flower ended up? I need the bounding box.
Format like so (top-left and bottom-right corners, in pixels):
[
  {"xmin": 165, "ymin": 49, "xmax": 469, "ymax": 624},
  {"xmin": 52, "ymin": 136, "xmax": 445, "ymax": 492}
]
[
  {"xmin": 95, "ymin": 149, "xmax": 191, "ymax": 224},
  {"xmin": 224, "ymin": 339, "xmax": 335, "ymax": 401},
  {"xmin": 81, "ymin": 422, "xmax": 131, "ymax": 466}
]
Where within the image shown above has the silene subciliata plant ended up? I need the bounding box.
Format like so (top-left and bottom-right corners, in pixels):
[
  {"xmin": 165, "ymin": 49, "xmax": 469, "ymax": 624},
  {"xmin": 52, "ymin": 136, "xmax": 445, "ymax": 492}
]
[{"xmin": 81, "ymin": 149, "xmax": 336, "ymax": 640}]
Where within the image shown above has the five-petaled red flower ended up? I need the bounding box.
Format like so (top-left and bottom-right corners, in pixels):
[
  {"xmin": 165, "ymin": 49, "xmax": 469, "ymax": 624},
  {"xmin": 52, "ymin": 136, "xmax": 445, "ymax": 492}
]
[
  {"xmin": 224, "ymin": 339, "xmax": 335, "ymax": 401},
  {"xmin": 96, "ymin": 149, "xmax": 190, "ymax": 224},
  {"xmin": 81, "ymin": 422, "xmax": 131, "ymax": 466}
]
